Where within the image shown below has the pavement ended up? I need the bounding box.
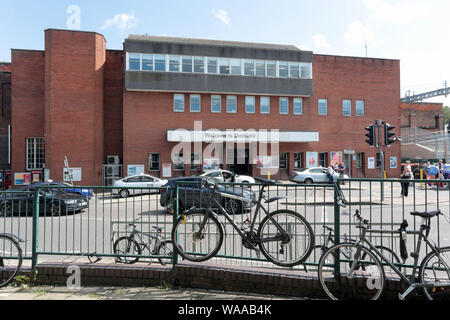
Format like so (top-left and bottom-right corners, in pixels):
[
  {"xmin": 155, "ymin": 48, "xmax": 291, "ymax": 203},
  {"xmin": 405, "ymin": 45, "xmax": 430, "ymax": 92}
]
[{"xmin": 0, "ymin": 285, "xmax": 307, "ymax": 300}]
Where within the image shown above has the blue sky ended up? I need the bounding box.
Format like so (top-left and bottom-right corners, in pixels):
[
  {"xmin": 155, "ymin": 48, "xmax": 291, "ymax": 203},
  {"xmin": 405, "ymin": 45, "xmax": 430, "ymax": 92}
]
[{"xmin": 1, "ymin": 0, "xmax": 449, "ymax": 105}]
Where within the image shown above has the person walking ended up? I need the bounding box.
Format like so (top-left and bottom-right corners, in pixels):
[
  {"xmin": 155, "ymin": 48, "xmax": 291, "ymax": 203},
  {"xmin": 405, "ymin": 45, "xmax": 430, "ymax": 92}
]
[
  {"xmin": 338, "ymin": 162, "xmax": 346, "ymax": 185},
  {"xmin": 327, "ymin": 163, "xmax": 335, "ymax": 184},
  {"xmin": 400, "ymin": 163, "xmax": 412, "ymax": 197}
]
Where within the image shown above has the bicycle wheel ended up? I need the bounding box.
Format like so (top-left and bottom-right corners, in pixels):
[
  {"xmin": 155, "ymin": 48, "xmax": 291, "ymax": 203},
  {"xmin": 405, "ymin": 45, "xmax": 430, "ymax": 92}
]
[
  {"xmin": 318, "ymin": 242, "xmax": 385, "ymax": 300},
  {"xmin": 419, "ymin": 246, "xmax": 450, "ymax": 300},
  {"xmin": 0, "ymin": 235, "xmax": 23, "ymax": 288},
  {"xmin": 257, "ymin": 210, "xmax": 314, "ymax": 267},
  {"xmin": 171, "ymin": 210, "xmax": 224, "ymax": 262},
  {"xmin": 113, "ymin": 236, "xmax": 141, "ymax": 264},
  {"xmin": 156, "ymin": 240, "xmax": 174, "ymax": 265}
]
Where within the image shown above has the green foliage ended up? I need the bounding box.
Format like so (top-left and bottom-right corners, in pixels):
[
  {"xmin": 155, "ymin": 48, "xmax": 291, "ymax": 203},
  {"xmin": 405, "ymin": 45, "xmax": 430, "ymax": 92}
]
[
  {"xmin": 443, "ymin": 106, "xmax": 450, "ymax": 124},
  {"xmin": 11, "ymin": 269, "xmax": 39, "ymax": 289}
]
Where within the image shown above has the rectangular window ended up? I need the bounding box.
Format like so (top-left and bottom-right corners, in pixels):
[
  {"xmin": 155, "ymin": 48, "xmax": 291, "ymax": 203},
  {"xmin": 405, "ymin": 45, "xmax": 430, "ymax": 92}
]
[
  {"xmin": 230, "ymin": 59, "xmax": 242, "ymax": 75},
  {"xmin": 266, "ymin": 61, "xmax": 277, "ymax": 77},
  {"xmin": 318, "ymin": 152, "xmax": 327, "ymax": 168},
  {"xmin": 26, "ymin": 138, "xmax": 45, "ymax": 170},
  {"xmin": 149, "ymin": 153, "xmax": 160, "ymax": 171},
  {"xmin": 207, "ymin": 57, "xmax": 218, "ymax": 74},
  {"xmin": 142, "ymin": 54, "xmax": 153, "ymax": 71},
  {"xmin": 343, "ymin": 99, "xmax": 352, "ymax": 116},
  {"xmin": 280, "ymin": 153, "xmax": 288, "ymax": 169},
  {"xmin": 356, "ymin": 100, "xmax": 365, "ymax": 116},
  {"xmin": 255, "ymin": 60, "xmax": 265, "ymax": 76},
  {"xmin": 191, "ymin": 153, "xmax": 201, "ymax": 171},
  {"xmin": 356, "ymin": 153, "xmax": 363, "ymax": 169},
  {"xmin": 289, "ymin": 62, "xmax": 300, "ymax": 78},
  {"xmin": 279, "ymin": 97, "xmax": 289, "ymax": 114},
  {"xmin": 174, "ymin": 94, "xmax": 185, "ymax": 112},
  {"xmin": 293, "ymin": 98, "xmax": 303, "ymax": 115},
  {"xmin": 318, "ymin": 98, "xmax": 328, "ymax": 115},
  {"xmin": 154, "ymin": 54, "xmax": 166, "ymax": 71},
  {"xmin": 182, "ymin": 56, "xmax": 193, "ymax": 72},
  {"xmin": 211, "ymin": 95, "xmax": 222, "ymax": 113},
  {"xmin": 300, "ymin": 63, "xmax": 311, "ymax": 79},
  {"xmin": 260, "ymin": 97, "xmax": 270, "ymax": 114},
  {"xmin": 194, "ymin": 57, "xmax": 205, "ymax": 73},
  {"xmin": 128, "ymin": 53, "xmax": 140, "ymax": 71},
  {"xmin": 226, "ymin": 96, "xmax": 237, "ymax": 113},
  {"xmin": 169, "ymin": 55, "xmax": 180, "ymax": 72},
  {"xmin": 279, "ymin": 62, "xmax": 289, "ymax": 77},
  {"xmin": 174, "ymin": 152, "xmax": 184, "ymax": 171},
  {"xmin": 244, "ymin": 60, "xmax": 255, "ymax": 76},
  {"xmin": 245, "ymin": 96, "xmax": 255, "ymax": 113},
  {"xmin": 219, "ymin": 58, "xmax": 230, "ymax": 74},
  {"xmin": 294, "ymin": 153, "xmax": 303, "ymax": 169},
  {"xmin": 190, "ymin": 95, "xmax": 201, "ymax": 112}
]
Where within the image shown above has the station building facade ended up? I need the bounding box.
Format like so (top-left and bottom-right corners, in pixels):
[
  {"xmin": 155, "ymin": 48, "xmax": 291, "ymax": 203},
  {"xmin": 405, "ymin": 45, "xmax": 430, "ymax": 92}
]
[{"xmin": 10, "ymin": 29, "xmax": 401, "ymax": 186}]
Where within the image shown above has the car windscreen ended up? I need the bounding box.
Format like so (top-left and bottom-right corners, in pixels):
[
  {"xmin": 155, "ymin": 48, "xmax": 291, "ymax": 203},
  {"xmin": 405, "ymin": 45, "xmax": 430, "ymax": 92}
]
[{"xmin": 295, "ymin": 168, "xmax": 308, "ymax": 172}]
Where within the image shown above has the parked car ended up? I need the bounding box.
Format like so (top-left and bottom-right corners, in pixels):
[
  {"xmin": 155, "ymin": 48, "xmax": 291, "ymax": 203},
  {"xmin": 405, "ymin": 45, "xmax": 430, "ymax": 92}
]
[
  {"xmin": 32, "ymin": 181, "xmax": 94, "ymax": 199},
  {"xmin": 200, "ymin": 169, "xmax": 255, "ymax": 184},
  {"xmin": 159, "ymin": 176, "xmax": 256, "ymax": 214},
  {"xmin": 113, "ymin": 174, "xmax": 168, "ymax": 198},
  {"xmin": 289, "ymin": 167, "xmax": 350, "ymax": 184},
  {"xmin": 0, "ymin": 186, "xmax": 89, "ymax": 217}
]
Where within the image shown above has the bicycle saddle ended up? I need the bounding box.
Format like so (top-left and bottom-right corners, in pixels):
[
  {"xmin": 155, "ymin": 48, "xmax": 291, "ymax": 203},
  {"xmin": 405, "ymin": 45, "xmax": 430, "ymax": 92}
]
[
  {"xmin": 410, "ymin": 210, "xmax": 441, "ymax": 219},
  {"xmin": 254, "ymin": 177, "xmax": 277, "ymax": 186},
  {"xmin": 152, "ymin": 226, "xmax": 163, "ymax": 232}
]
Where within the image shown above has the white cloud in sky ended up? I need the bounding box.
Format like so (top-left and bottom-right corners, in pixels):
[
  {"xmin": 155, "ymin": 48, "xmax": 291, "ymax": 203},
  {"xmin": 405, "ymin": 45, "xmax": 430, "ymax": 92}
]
[
  {"xmin": 101, "ymin": 13, "xmax": 137, "ymax": 32},
  {"xmin": 212, "ymin": 9, "xmax": 231, "ymax": 26},
  {"xmin": 363, "ymin": 0, "xmax": 429, "ymax": 25},
  {"xmin": 342, "ymin": 20, "xmax": 381, "ymax": 48},
  {"xmin": 312, "ymin": 34, "xmax": 333, "ymax": 50}
]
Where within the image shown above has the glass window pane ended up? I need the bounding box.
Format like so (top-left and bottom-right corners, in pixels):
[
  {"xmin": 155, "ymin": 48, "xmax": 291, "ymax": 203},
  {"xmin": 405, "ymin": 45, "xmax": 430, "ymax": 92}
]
[
  {"xmin": 289, "ymin": 62, "xmax": 300, "ymax": 78},
  {"xmin": 155, "ymin": 54, "xmax": 166, "ymax": 71},
  {"xmin": 142, "ymin": 54, "xmax": 153, "ymax": 71},
  {"xmin": 318, "ymin": 98, "xmax": 327, "ymax": 115},
  {"xmin": 211, "ymin": 95, "xmax": 222, "ymax": 113},
  {"xmin": 174, "ymin": 152, "xmax": 184, "ymax": 171},
  {"xmin": 194, "ymin": 57, "xmax": 205, "ymax": 73},
  {"xmin": 260, "ymin": 97, "xmax": 270, "ymax": 114},
  {"xmin": 219, "ymin": 58, "xmax": 230, "ymax": 74},
  {"xmin": 230, "ymin": 59, "xmax": 242, "ymax": 75},
  {"xmin": 149, "ymin": 153, "xmax": 160, "ymax": 171},
  {"xmin": 300, "ymin": 63, "xmax": 311, "ymax": 79},
  {"xmin": 245, "ymin": 96, "xmax": 255, "ymax": 113},
  {"xmin": 279, "ymin": 62, "xmax": 289, "ymax": 77},
  {"xmin": 227, "ymin": 96, "xmax": 237, "ymax": 113},
  {"xmin": 190, "ymin": 95, "xmax": 201, "ymax": 112},
  {"xmin": 356, "ymin": 100, "xmax": 365, "ymax": 116},
  {"xmin": 266, "ymin": 61, "xmax": 276, "ymax": 77},
  {"xmin": 255, "ymin": 60, "xmax": 265, "ymax": 76},
  {"xmin": 280, "ymin": 98, "xmax": 289, "ymax": 114},
  {"xmin": 293, "ymin": 98, "xmax": 303, "ymax": 115},
  {"xmin": 207, "ymin": 58, "xmax": 218, "ymax": 74},
  {"xmin": 128, "ymin": 53, "xmax": 140, "ymax": 71},
  {"xmin": 174, "ymin": 94, "xmax": 185, "ymax": 112},
  {"xmin": 343, "ymin": 100, "xmax": 352, "ymax": 116},
  {"xmin": 244, "ymin": 60, "xmax": 255, "ymax": 76},
  {"xmin": 169, "ymin": 55, "xmax": 180, "ymax": 72},
  {"xmin": 182, "ymin": 56, "xmax": 193, "ymax": 72}
]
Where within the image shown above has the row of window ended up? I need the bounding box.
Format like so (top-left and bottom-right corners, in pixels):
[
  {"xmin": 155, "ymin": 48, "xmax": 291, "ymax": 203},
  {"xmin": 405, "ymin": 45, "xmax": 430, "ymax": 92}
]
[
  {"xmin": 127, "ymin": 53, "xmax": 313, "ymax": 79},
  {"xmin": 174, "ymin": 94, "xmax": 365, "ymax": 116}
]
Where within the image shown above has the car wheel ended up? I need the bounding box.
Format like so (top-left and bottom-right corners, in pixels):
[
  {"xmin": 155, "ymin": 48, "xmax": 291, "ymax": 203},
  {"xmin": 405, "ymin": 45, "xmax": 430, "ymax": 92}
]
[
  {"xmin": 0, "ymin": 203, "xmax": 12, "ymax": 217},
  {"xmin": 304, "ymin": 178, "xmax": 313, "ymax": 185},
  {"xmin": 224, "ymin": 198, "xmax": 242, "ymax": 215},
  {"xmin": 119, "ymin": 189, "xmax": 129, "ymax": 198},
  {"xmin": 48, "ymin": 202, "xmax": 64, "ymax": 216}
]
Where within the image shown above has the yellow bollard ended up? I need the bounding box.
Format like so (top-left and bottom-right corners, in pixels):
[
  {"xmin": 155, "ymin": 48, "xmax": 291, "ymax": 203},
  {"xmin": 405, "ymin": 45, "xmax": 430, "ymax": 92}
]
[
  {"xmin": 420, "ymin": 169, "xmax": 423, "ymax": 188},
  {"xmin": 384, "ymin": 171, "xmax": 387, "ymax": 179},
  {"xmin": 268, "ymin": 172, "xmax": 271, "ymax": 180}
]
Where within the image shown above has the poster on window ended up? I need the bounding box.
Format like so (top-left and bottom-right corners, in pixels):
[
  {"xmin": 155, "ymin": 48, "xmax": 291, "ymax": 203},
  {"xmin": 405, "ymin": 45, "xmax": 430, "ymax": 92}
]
[
  {"xmin": 203, "ymin": 158, "xmax": 220, "ymax": 172},
  {"xmin": 63, "ymin": 168, "xmax": 82, "ymax": 182},
  {"xmin": 390, "ymin": 156, "xmax": 397, "ymax": 169},
  {"xmin": 162, "ymin": 164, "xmax": 172, "ymax": 178},
  {"xmin": 330, "ymin": 151, "xmax": 342, "ymax": 165},
  {"xmin": 368, "ymin": 157, "xmax": 375, "ymax": 169},
  {"xmin": 306, "ymin": 152, "xmax": 318, "ymax": 168},
  {"xmin": 256, "ymin": 156, "xmax": 278, "ymax": 169},
  {"xmin": 14, "ymin": 173, "xmax": 31, "ymax": 185},
  {"xmin": 128, "ymin": 165, "xmax": 145, "ymax": 176}
]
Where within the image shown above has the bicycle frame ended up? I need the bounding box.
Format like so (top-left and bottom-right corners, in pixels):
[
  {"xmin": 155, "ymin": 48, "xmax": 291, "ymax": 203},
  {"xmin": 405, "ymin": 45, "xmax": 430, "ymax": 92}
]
[{"xmin": 128, "ymin": 227, "xmax": 163, "ymax": 255}]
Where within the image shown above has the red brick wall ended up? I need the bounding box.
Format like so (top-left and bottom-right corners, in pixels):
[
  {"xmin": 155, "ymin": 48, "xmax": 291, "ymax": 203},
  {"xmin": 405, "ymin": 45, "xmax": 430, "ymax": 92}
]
[
  {"xmin": 11, "ymin": 50, "xmax": 45, "ymax": 174},
  {"xmin": 400, "ymin": 102, "xmax": 444, "ymax": 131},
  {"xmin": 0, "ymin": 63, "xmax": 11, "ymax": 73},
  {"xmin": 123, "ymin": 55, "xmax": 400, "ymax": 180},
  {"xmin": 0, "ymin": 71, "xmax": 11, "ymax": 135}
]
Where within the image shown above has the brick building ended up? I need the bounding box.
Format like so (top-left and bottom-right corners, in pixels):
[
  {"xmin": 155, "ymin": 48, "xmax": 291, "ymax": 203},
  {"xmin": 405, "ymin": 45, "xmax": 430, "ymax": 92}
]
[
  {"xmin": 0, "ymin": 62, "xmax": 11, "ymax": 172},
  {"xmin": 9, "ymin": 29, "xmax": 401, "ymax": 186}
]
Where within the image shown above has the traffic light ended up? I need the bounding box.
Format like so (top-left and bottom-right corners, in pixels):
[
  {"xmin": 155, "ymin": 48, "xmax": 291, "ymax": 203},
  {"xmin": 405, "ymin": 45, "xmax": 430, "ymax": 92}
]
[
  {"xmin": 365, "ymin": 124, "xmax": 376, "ymax": 147},
  {"xmin": 384, "ymin": 123, "xmax": 396, "ymax": 147}
]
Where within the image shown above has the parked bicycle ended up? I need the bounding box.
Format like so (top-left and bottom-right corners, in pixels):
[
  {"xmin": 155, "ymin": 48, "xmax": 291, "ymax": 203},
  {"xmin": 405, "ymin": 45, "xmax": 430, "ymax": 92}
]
[
  {"xmin": 113, "ymin": 223, "xmax": 174, "ymax": 265},
  {"xmin": 0, "ymin": 233, "xmax": 23, "ymax": 287},
  {"xmin": 318, "ymin": 209, "xmax": 450, "ymax": 300},
  {"xmin": 171, "ymin": 177, "xmax": 314, "ymax": 267}
]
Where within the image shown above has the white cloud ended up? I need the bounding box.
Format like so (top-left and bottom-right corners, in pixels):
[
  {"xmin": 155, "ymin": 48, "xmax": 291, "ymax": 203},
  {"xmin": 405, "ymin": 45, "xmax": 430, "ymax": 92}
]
[
  {"xmin": 212, "ymin": 9, "xmax": 231, "ymax": 26},
  {"xmin": 342, "ymin": 20, "xmax": 381, "ymax": 48},
  {"xmin": 363, "ymin": 1, "xmax": 429, "ymax": 25},
  {"xmin": 312, "ymin": 34, "xmax": 333, "ymax": 50},
  {"xmin": 101, "ymin": 13, "xmax": 137, "ymax": 32}
]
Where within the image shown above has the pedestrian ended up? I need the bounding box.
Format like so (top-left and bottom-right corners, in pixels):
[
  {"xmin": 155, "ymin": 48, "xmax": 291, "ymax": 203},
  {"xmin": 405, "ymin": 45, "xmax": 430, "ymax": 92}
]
[
  {"xmin": 338, "ymin": 161, "xmax": 345, "ymax": 185},
  {"xmin": 400, "ymin": 163, "xmax": 412, "ymax": 197},
  {"xmin": 327, "ymin": 163, "xmax": 335, "ymax": 184}
]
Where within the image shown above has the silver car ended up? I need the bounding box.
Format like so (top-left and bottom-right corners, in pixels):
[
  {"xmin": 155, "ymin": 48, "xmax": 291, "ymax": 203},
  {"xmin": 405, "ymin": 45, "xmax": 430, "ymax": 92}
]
[
  {"xmin": 113, "ymin": 174, "xmax": 168, "ymax": 198},
  {"xmin": 289, "ymin": 167, "xmax": 349, "ymax": 184}
]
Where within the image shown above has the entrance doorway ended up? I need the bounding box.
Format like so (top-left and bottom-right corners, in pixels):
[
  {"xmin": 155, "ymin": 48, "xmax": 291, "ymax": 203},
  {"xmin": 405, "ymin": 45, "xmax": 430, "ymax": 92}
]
[
  {"xmin": 227, "ymin": 148, "xmax": 252, "ymax": 176},
  {"xmin": 344, "ymin": 154, "xmax": 352, "ymax": 177}
]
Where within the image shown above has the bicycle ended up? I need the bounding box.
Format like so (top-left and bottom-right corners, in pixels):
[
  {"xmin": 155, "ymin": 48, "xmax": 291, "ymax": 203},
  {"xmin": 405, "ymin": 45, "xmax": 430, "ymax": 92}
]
[
  {"xmin": 113, "ymin": 223, "xmax": 174, "ymax": 265},
  {"xmin": 318, "ymin": 209, "xmax": 450, "ymax": 300},
  {"xmin": 0, "ymin": 233, "xmax": 23, "ymax": 287},
  {"xmin": 171, "ymin": 177, "xmax": 314, "ymax": 267}
]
